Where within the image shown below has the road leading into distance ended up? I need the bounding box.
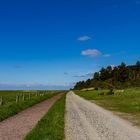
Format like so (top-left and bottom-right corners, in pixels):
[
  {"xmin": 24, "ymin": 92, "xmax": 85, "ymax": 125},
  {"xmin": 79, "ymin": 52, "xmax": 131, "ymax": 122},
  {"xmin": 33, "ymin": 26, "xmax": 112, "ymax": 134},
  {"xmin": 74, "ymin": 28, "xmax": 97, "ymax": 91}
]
[{"xmin": 65, "ymin": 91, "xmax": 140, "ymax": 140}]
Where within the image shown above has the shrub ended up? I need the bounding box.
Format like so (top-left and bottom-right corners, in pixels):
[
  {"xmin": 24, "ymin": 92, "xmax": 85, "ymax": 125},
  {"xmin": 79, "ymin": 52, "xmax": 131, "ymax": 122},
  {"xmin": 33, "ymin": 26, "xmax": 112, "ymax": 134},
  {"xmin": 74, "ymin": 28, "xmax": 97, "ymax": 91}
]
[
  {"xmin": 98, "ymin": 92, "xmax": 105, "ymax": 96},
  {"xmin": 94, "ymin": 87, "xmax": 98, "ymax": 90},
  {"xmin": 106, "ymin": 89, "xmax": 114, "ymax": 95}
]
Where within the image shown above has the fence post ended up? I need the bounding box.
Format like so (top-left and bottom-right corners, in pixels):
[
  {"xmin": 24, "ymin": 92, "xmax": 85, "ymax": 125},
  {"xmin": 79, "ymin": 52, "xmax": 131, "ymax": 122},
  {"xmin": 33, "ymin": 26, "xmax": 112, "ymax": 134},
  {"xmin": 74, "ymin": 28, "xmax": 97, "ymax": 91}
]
[
  {"xmin": 22, "ymin": 94, "xmax": 25, "ymax": 101},
  {"xmin": 16, "ymin": 95, "xmax": 19, "ymax": 103}
]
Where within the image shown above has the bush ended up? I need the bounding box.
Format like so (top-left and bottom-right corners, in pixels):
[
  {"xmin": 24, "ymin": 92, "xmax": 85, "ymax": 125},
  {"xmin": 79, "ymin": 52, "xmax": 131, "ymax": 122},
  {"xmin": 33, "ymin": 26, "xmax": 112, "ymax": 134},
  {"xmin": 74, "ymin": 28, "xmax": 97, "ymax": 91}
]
[
  {"xmin": 106, "ymin": 89, "xmax": 114, "ymax": 95},
  {"xmin": 98, "ymin": 92, "xmax": 105, "ymax": 96},
  {"xmin": 94, "ymin": 87, "xmax": 98, "ymax": 90}
]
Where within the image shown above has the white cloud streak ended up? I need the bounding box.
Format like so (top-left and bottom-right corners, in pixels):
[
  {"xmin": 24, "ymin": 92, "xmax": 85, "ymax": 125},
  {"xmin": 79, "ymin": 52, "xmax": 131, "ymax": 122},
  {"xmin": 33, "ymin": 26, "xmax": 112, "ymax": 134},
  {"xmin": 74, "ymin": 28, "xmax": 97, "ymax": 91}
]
[
  {"xmin": 81, "ymin": 49, "xmax": 102, "ymax": 57},
  {"xmin": 78, "ymin": 36, "xmax": 92, "ymax": 41},
  {"xmin": 81, "ymin": 49, "xmax": 111, "ymax": 58}
]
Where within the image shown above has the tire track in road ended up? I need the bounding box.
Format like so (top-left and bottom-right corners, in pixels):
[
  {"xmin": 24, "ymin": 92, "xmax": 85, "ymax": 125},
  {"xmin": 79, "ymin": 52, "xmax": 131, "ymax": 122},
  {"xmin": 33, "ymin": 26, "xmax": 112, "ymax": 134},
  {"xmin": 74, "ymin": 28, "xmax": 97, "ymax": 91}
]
[{"xmin": 65, "ymin": 91, "xmax": 140, "ymax": 140}]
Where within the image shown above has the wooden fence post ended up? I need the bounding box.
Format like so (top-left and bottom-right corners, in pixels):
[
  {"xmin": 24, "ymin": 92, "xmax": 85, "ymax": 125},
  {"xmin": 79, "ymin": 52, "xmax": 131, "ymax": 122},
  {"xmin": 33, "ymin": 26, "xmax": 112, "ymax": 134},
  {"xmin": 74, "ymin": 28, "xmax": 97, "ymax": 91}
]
[
  {"xmin": 16, "ymin": 95, "xmax": 19, "ymax": 103},
  {"xmin": 22, "ymin": 94, "xmax": 25, "ymax": 101}
]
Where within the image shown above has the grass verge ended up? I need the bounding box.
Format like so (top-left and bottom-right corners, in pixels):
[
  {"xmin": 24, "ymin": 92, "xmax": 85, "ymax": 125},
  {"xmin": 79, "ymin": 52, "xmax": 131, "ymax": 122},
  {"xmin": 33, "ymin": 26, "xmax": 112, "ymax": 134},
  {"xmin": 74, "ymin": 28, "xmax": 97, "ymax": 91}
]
[
  {"xmin": 0, "ymin": 92, "xmax": 58, "ymax": 122},
  {"xmin": 24, "ymin": 93, "xmax": 66, "ymax": 140},
  {"xmin": 75, "ymin": 88, "xmax": 140, "ymax": 127}
]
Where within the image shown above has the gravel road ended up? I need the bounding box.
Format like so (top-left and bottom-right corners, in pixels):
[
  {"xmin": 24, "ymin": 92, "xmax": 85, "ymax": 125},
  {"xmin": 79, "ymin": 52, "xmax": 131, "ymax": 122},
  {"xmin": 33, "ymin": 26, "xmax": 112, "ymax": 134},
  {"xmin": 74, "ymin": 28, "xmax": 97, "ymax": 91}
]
[
  {"xmin": 65, "ymin": 91, "xmax": 140, "ymax": 140},
  {"xmin": 0, "ymin": 94, "xmax": 62, "ymax": 140}
]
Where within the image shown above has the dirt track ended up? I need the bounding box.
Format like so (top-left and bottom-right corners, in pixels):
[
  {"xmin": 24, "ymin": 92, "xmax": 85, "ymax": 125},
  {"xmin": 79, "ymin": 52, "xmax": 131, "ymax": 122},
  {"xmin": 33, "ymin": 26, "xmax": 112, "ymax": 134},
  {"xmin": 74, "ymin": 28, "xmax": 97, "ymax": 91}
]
[
  {"xmin": 65, "ymin": 91, "xmax": 140, "ymax": 140},
  {"xmin": 0, "ymin": 94, "xmax": 62, "ymax": 140}
]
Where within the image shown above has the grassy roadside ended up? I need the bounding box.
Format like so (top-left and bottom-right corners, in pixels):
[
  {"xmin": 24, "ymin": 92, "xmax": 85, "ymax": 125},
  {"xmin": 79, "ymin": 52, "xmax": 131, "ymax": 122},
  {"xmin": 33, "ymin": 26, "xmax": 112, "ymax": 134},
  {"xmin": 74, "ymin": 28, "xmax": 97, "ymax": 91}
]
[
  {"xmin": 24, "ymin": 93, "xmax": 66, "ymax": 140},
  {"xmin": 75, "ymin": 88, "xmax": 140, "ymax": 127},
  {"xmin": 0, "ymin": 91, "xmax": 59, "ymax": 122}
]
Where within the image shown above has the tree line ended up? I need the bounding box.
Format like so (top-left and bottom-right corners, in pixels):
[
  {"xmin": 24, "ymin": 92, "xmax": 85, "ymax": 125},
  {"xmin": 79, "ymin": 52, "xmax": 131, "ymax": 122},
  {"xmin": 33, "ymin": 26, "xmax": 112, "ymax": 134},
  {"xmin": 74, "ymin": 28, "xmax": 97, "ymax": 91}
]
[{"xmin": 74, "ymin": 61, "xmax": 140, "ymax": 90}]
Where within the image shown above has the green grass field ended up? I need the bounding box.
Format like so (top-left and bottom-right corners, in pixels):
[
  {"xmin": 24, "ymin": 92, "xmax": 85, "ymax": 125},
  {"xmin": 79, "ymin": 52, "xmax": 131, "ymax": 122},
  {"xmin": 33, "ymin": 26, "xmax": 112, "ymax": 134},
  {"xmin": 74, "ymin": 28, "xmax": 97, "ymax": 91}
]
[
  {"xmin": 75, "ymin": 88, "xmax": 140, "ymax": 126},
  {"xmin": 0, "ymin": 90, "xmax": 60, "ymax": 121},
  {"xmin": 24, "ymin": 93, "xmax": 66, "ymax": 140}
]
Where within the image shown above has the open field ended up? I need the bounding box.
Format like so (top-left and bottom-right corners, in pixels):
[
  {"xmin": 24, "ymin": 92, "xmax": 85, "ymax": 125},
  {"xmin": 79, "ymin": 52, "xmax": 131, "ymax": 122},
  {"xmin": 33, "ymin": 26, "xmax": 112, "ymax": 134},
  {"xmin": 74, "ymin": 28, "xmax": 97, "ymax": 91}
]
[
  {"xmin": 0, "ymin": 90, "xmax": 61, "ymax": 121},
  {"xmin": 75, "ymin": 88, "xmax": 140, "ymax": 127},
  {"xmin": 25, "ymin": 93, "xmax": 66, "ymax": 140},
  {"xmin": 1, "ymin": 89, "xmax": 140, "ymax": 140}
]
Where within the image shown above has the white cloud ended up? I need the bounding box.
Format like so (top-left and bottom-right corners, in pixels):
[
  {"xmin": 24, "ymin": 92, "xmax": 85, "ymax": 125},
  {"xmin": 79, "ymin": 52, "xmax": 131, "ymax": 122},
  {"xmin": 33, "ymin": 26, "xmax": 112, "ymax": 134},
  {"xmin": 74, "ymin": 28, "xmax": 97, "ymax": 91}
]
[
  {"xmin": 78, "ymin": 36, "xmax": 92, "ymax": 41},
  {"xmin": 81, "ymin": 49, "xmax": 111, "ymax": 58},
  {"xmin": 81, "ymin": 49, "xmax": 102, "ymax": 57}
]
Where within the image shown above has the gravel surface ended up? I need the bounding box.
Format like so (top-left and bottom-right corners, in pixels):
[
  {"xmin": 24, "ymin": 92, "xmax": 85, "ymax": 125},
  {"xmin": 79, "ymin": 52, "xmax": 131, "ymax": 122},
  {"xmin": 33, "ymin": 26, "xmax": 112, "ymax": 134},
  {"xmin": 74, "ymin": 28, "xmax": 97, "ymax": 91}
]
[
  {"xmin": 65, "ymin": 91, "xmax": 140, "ymax": 140},
  {"xmin": 0, "ymin": 94, "xmax": 62, "ymax": 140}
]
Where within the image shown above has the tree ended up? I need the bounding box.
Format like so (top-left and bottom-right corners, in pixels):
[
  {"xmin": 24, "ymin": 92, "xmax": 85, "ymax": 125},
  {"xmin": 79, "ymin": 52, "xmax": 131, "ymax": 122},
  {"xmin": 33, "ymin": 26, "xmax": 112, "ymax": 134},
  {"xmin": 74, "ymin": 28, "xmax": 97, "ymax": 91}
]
[
  {"xmin": 136, "ymin": 61, "xmax": 140, "ymax": 66},
  {"xmin": 100, "ymin": 67, "xmax": 110, "ymax": 81},
  {"xmin": 73, "ymin": 60, "xmax": 140, "ymax": 90},
  {"xmin": 94, "ymin": 72, "xmax": 100, "ymax": 80},
  {"xmin": 118, "ymin": 62, "xmax": 129, "ymax": 82}
]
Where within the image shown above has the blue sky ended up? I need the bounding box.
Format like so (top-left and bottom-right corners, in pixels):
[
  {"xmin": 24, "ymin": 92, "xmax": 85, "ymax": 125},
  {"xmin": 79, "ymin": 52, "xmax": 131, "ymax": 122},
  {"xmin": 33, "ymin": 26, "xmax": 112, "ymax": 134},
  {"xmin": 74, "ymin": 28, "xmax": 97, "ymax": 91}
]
[{"xmin": 0, "ymin": 0, "xmax": 140, "ymax": 89}]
